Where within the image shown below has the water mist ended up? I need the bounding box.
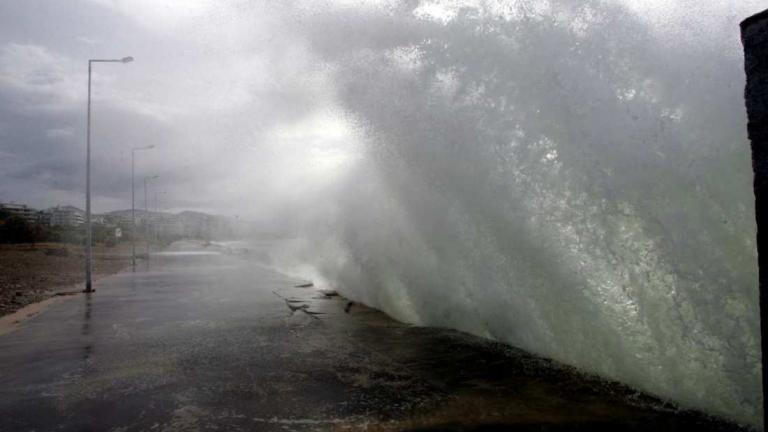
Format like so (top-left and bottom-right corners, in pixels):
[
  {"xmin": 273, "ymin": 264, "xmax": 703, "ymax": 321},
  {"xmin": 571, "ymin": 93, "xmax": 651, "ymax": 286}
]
[{"xmin": 273, "ymin": 1, "xmax": 763, "ymax": 426}]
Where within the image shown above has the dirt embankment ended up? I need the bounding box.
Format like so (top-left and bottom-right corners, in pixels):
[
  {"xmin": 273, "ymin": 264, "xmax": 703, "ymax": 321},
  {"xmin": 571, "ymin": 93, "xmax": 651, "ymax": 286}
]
[{"xmin": 0, "ymin": 242, "xmax": 137, "ymax": 317}]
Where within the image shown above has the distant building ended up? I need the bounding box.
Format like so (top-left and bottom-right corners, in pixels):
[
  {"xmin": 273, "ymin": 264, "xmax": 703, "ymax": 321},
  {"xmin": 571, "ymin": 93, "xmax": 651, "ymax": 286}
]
[
  {"xmin": 42, "ymin": 205, "xmax": 85, "ymax": 227},
  {"xmin": 103, "ymin": 213, "xmax": 128, "ymax": 226},
  {"xmin": 0, "ymin": 202, "xmax": 39, "ymax": 224},
  {"xmin": 106, "ymin": 210, "xmax": 142, "ymax": 226}
]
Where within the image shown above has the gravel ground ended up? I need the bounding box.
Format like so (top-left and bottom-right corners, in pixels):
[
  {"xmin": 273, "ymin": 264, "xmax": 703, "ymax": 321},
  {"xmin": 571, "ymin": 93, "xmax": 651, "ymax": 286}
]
[{"xmin": 0, "ymin": 242, "xmax": 136, "ymax": 317}]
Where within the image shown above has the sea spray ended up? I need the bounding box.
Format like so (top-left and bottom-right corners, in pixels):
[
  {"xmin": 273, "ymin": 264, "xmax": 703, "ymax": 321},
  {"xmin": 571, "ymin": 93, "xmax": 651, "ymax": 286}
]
[{"xmin": 269, "ymin": 1, "xmax": 762, "ymax": 426}]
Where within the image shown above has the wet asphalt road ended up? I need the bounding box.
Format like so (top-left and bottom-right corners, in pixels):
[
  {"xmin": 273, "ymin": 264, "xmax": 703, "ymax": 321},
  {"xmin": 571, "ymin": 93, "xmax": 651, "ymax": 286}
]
[{"xmin": 0, "ymin": 242, "xmax": 751, "ymax": 431}]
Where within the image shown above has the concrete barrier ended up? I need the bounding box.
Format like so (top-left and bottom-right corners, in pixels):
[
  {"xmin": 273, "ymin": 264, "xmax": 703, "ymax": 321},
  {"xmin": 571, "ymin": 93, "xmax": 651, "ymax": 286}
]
[{"xmin": 741, "ymin": 8, "xmax": 768, "ymax": 427}]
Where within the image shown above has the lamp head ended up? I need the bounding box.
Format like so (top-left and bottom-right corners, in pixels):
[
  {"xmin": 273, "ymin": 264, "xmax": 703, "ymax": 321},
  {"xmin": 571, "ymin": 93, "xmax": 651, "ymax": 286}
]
[{"xmin": 121, "ymin": 56, "xmax": 134, "ymax": 63}]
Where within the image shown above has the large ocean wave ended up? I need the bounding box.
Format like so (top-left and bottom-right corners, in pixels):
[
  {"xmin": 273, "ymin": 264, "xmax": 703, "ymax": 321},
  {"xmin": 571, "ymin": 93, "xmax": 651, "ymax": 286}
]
[{"xmin": 272, "ymin": 1, "xmax": 762, "ymax": 426}]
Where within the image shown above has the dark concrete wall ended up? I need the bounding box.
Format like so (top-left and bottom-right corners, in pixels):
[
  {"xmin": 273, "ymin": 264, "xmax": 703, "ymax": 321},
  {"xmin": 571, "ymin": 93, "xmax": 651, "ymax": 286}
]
[{"xmin": 742, "ymin": 9, "xmax": 768, "ymax": 429}]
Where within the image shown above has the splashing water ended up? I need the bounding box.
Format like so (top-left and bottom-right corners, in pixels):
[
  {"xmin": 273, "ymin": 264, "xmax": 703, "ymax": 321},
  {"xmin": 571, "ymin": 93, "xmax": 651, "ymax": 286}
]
[{"xmin": 274, "ymin": 0, "xmax": 763, "ymax": 426}]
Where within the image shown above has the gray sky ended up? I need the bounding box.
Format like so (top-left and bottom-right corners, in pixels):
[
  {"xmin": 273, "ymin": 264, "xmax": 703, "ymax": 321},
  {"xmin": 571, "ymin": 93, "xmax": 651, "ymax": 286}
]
[
  {"xmin": 0, "ymin": 0, "xmax": 359, "ymax": 218},
  {"xmin": 0, "ymin": 0, "xmax": 765, "ymax": 219}
]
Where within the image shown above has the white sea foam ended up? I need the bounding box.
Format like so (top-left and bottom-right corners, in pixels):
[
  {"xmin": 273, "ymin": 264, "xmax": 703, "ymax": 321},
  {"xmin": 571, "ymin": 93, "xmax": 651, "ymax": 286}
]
[{"xmin": 266, "ymin": 1, "xmax": 764, "ymax": 426}]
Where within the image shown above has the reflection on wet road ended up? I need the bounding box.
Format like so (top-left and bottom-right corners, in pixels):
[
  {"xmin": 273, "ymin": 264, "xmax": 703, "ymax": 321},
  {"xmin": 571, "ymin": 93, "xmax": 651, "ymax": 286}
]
[{"xmin": 0, "ymin": 242, "xmax": 749, "ymax": 431}]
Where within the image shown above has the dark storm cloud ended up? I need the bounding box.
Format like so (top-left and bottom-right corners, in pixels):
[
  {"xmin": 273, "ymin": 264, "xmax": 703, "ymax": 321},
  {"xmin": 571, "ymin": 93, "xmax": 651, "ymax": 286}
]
[{"xmin": 0, "ymin": 0, "xmax": 168, "ymax": 210}]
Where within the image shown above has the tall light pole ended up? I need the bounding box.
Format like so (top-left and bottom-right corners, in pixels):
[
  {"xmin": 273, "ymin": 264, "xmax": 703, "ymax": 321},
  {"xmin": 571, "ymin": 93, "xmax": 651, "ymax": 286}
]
[
  {"xmin": 132, "ymin": 145, "xmax": 154, "ymax": 269},
  {"xmin": 144, "ymin": 174, "xmax": 159, "ymax": 259},
  {"xmin": 85, "ymin": 56, "xmax": 133, "ymax": 293}
]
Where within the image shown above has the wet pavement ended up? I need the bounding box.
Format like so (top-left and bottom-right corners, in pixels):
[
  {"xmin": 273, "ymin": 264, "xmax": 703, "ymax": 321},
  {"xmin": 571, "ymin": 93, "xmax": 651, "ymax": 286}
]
[{"xmin": 0, "ymin": 242, "xmax": 751, "ymax": 431}]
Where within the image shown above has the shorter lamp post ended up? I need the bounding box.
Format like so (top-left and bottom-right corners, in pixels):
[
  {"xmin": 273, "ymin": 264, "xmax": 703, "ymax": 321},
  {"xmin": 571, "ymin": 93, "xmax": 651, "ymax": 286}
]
[
  {"xmin": 144, "ymin": 174, "xmax": 159, "ymax": 259},
  {"xmin": 131, "ymin": 145, "xmax": 155, "ymax": 269}
]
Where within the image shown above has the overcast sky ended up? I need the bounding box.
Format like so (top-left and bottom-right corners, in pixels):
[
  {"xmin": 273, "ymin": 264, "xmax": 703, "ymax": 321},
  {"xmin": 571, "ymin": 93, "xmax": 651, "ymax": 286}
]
[
  {"xmin": 0, "ymin": 0, "xmax": 362, "ymax": 219},
  {"xmin": 0, "ymin": 0, "xmax": 765, "ymax": 219}
]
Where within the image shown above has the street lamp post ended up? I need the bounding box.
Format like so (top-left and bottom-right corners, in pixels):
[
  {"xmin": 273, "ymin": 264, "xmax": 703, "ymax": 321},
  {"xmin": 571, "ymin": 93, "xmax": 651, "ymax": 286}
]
[
  {"xmin": 85, "ymin": 56, "xmax": 133, "ymax": 293},
  {"xmin": 144, "ymin": 174, "xmax": 159, "ymax": 260},
  {"xmin": 131, "ymin": 145, "xmax": 154, "ymax": 269}
]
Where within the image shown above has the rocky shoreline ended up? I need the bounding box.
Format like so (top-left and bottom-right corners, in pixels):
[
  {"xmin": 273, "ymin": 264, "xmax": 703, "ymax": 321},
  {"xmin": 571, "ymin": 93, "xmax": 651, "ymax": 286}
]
[{"xmin": 0, "ymin": 242, "xmax": 136, "ymax": 317}]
